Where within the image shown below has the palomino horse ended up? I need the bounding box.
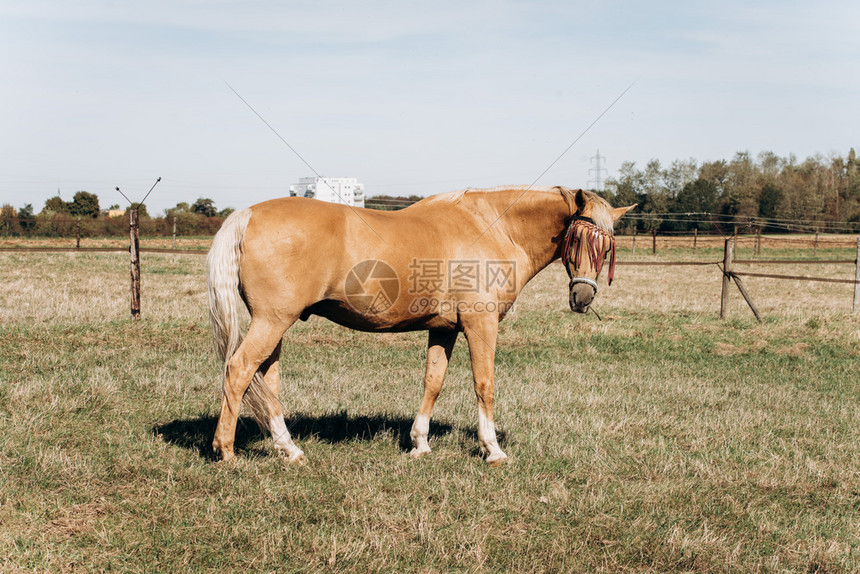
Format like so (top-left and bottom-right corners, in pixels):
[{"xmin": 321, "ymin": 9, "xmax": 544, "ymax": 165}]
[{"xmin": 207, "ymin": 186, "xmax": 634, "ymax": 465}]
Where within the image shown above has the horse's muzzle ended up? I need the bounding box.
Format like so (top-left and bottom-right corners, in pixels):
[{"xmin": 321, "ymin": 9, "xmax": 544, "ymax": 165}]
[{"xmin": 569, "ymin": 281, "xmax": 596, "ymax": 313}]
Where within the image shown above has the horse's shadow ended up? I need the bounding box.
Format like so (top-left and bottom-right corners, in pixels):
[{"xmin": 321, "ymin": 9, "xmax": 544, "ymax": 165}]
[{"xmin": 153, "ymin": 411, "xmax": 494, "ymax": 460}]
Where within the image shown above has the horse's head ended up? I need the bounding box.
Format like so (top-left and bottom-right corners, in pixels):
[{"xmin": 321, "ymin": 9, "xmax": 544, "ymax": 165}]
[{"xmin": 562, "ymin": 189, "xmax": 635, "ymax": 314}]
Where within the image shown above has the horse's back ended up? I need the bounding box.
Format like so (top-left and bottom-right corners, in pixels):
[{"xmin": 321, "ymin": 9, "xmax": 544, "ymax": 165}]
[
  {"xmin": 237, "ymin": 198, "xmax": 420, "ymax": 312},
  {"xmin": 244, "ymin": 196, "xmax": 476, "ymax": 262}
]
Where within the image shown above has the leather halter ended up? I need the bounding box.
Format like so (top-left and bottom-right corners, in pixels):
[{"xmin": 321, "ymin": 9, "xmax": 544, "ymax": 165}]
[{"xmin": 561, "ymin": 215, "xmax": 617, "ymax": 292}]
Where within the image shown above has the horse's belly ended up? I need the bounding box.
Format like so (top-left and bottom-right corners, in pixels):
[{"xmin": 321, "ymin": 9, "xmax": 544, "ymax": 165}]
[{"xmin": 305, "ymin": 300, "xmax": 456, "ymax": 333}]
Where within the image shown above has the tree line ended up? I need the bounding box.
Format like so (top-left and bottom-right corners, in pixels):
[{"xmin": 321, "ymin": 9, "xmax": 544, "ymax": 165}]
[
  {"xmin": 0, "ymin": 194, "xmax": 235, "ymax": 237},
  {"xmin": 605, "ymin": 149, "xmax": 860, "ymax": 233}
]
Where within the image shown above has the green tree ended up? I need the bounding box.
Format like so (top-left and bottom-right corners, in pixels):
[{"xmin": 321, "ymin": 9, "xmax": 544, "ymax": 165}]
[
  {"xmin": 218, "ymin": 207, "xmax": 235, "ymax": 218},
  {"xmin": 606, "ymin": 161, "xmax": 644, "ymax": 206},
  {"xmin": 846, "ymin": 148, "xmax": 859, "ymax": 204},
  {"xmin": 191, "ymin": 198, "xmax": 217, "ymax": 217},
  {"xmin": 642, "ymin": 159, "xmax": 668, "ymax": 211},
  {"xmin": 605, "ymin": 161, "xmax": 646, "ymax": 230},
  {"xmin": 68, "ymin": 191, "xmax": 100, "ymax": 218},
  {"xmin": 636, "ymin": 159, "xmax": 670, "ymax": 230},
  {"xmin": 0, "ymin": 204, "xmax": 18, "ymax": 234},
  {"xmin": 665, "ymin": 178, "xmax": 718, "ymax": 232},
  {"xmin": 18, "ymin": 204, "xmax": 36, "ymax": 232},
  {"xmin": 777, "ymin": 159, "xmax": 828, "ymax": 226},
  {"xmin": 722, "ymin": 151, "xmax": 758, "ymax": 220},
  {"xmin": 676, "ymin": 179, "xmax": 719, "ymax": 215},
  {"xmin": 758, "ymin": 183, "xmax": 782, "ymax": 219},
  {"xmin": 664, "ymin": 158, "xmax": 698, "ymax": 200},
  {"xmin": 757, "ymin": 150, "xmax": 785, "ymax": 178},
  {"xmin": 43, "ymin": 195, "xmax": 69, "ymax": 214}
]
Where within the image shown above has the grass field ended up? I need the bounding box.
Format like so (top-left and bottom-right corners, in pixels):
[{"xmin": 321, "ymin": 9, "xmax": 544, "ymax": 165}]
[{"xmin": 1, "ymin": 238, "xmax": 858, "ymax": 573}]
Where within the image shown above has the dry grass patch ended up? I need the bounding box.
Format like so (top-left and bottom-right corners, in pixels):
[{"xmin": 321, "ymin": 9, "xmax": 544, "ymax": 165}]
[
  {"xmin": 775, "ymin": 342, "xmax": 811, "ymax": 356},
  {"xmin": 44, "ymin": 502, "xmax": 110, "ymax": 539},
  {"xmin": 714, "ymin": 342, "xmax": 743, "ymax": 356}
]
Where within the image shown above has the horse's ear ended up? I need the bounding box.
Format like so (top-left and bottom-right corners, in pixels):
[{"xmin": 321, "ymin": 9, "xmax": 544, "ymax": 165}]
[
  {"xmin": 611, "ymin": 204, "xmax": 637, "ymax": 222},
  {"xmin": 574, "ymin": 189, "xmax": 587, "ymax": 212}
]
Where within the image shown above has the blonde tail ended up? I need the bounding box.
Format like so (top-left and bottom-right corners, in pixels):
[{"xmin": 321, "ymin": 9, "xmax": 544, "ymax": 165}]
[{"xmin": 206, "ymin": 208, "xmax": 273, "ymax": 431}]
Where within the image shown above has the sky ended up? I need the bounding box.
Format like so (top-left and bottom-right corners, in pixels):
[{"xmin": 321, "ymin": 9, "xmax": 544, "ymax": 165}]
[{"xmin": 2, "ymin": 0, "xmax": 859, "ymax": 216}]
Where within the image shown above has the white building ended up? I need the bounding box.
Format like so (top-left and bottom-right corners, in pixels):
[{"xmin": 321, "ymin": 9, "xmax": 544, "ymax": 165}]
[{"xmin": 289, "ymin": 177, "xmax": 365, "ymax": 208}]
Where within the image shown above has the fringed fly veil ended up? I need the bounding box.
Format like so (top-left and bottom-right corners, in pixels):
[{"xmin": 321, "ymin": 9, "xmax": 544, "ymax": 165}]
[{"xmin": 561, "ymin": 217, "xmax": 617, "ymax": 285}]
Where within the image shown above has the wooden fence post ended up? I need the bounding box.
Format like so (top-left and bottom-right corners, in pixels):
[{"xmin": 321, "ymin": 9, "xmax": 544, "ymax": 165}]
[
  {"xmin": 720, "ymin": 238, "xmax": 733, "ymax": 319},
  {"xmin": 693, "ymin": 228, "xmax": 697, "ymax": 253},
  {"xmin": 733, "ymin": 225, "xmax": 738, "ymax": 252},
  {"xmin": 172, "ymin": 216, "xmax": 177, "ymax": 249},
  {"xmin": 130, "ymin": 208, "xmax": 141, "ymax": 320},
  {"xmin": 720, "ymin": 237, "xmax": 763, "ymax": 323},
  {"xmin": 75, "ymin": 217, "xmax": 81, "ymax": 249},
  {"xmin": 755, "ymin": 226, "xmax": 761, "ymax": 258},
  {"xmin": 814, "ymin": 232, "xmax": 819, "ymax": 257},
  {"xmin": 632, "ymin": 228, "xmax": 637, "ymax": 254},
  {"xmin": 853, "ymin": 237, "xmax": 860, "ymax": 314},
  {"xmin": 652, "ymin": 228, "xmax": 657, "ymax": 255}
]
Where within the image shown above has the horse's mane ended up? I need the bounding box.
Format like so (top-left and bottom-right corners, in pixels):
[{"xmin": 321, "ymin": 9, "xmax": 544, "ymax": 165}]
[{"xmin": 416, "ymin": 186, "xmax": 615, "ymax": 232}]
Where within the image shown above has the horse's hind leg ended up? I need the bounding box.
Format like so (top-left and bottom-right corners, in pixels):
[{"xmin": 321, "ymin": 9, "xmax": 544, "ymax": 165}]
[
  {"xmin": 212, "ymin": 318, "xmax": 287, "ymax": 461},
  {"xmin": 409, "ymin": 330, "xmax": 457, "ymax": 458},
  {"xmin": 259, "ymin": 340, "xmax": 305, "ymax": 464}
]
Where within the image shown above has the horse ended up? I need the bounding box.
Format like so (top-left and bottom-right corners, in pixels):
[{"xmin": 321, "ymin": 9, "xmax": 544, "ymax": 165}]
[{"xmin": 206, "ymin": 186, "xmax": 635, "ymax": 465}]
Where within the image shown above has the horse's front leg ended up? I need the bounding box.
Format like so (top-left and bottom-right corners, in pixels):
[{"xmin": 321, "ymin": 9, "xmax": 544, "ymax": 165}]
[
  {"xmin": 462, "ymin": 316, "xmax": 507, "ymax": 466},
  {"xmin": 409, "ymin": 330, "xmax": 458, "ymax": 458}
]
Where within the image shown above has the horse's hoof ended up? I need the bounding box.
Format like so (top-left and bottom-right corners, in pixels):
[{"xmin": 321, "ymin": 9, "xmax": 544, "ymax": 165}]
[
  {"xmin": 216, "ymin": 450, "xmax": 236, "ymax": 464},
  {"xmin": 274, "ymin": 446, "xmax": 306, "ymax": 465},
  {"xmin": 486, "ymin": 454, "xmax": 508, "ymax": 467},
  {"xmin": 289, "ymin": 453, "xmax": 307, "ymax": 466},
  {"xmin": 408, "ymin": 447, "xmax": 431, "ymax": 459}
]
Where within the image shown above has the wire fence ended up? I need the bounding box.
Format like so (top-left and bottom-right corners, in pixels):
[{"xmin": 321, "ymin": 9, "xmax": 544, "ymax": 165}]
[{"xmin": 2, "ymin": 233, "xmax": 857, "ymax": 254}]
